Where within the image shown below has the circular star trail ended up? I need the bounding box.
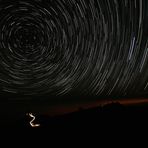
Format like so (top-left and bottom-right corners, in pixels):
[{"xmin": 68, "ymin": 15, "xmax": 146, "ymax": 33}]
[{"xmin": 0, "ymin": 0, "xmax": 148, "ymax": 99}]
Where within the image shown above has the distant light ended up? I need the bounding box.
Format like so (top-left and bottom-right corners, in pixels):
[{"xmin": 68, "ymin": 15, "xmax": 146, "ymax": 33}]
[{"xmin": 27, "ymin": 112, "xmax": 40, "ymax": 128}]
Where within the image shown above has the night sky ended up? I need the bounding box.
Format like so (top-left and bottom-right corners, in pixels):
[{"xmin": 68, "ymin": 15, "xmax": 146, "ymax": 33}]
[{"xmin": 0, "ymin": 0, "xmax": 148, "ymax": 101}]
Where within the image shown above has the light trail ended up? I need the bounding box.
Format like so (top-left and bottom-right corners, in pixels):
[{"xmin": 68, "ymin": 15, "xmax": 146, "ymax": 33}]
[{"xmin": 27, "ymin": 113, "xmax": 40, "ymax": 128}]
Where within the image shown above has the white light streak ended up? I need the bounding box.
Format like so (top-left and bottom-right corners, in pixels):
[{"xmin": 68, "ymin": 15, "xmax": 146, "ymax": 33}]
[{"xmin": 27, "ymin": 113, "xmax": 40, "ymax": 128}]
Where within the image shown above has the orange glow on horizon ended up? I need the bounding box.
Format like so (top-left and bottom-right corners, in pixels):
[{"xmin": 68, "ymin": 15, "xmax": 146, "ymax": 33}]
[{"xmin": 42, "ymin": 98, "xmax": 148, "ymax": 116}]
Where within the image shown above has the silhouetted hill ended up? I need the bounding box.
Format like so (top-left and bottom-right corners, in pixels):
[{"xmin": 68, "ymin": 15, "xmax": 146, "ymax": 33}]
[{"xmin": 1, "ymin": 102, "xmax": 148, "ymax": 131}]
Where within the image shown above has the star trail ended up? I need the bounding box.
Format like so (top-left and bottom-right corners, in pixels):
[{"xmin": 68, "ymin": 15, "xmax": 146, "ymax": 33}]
[{"xmin": 0, "ymin": 0, "xmax": 148, "ymax": 100}]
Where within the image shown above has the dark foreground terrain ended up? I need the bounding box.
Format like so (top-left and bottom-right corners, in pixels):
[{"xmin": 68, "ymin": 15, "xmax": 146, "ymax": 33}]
[{"xmin": 1, "ymin": 102, "xmax": 148, "ymax": 131}]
